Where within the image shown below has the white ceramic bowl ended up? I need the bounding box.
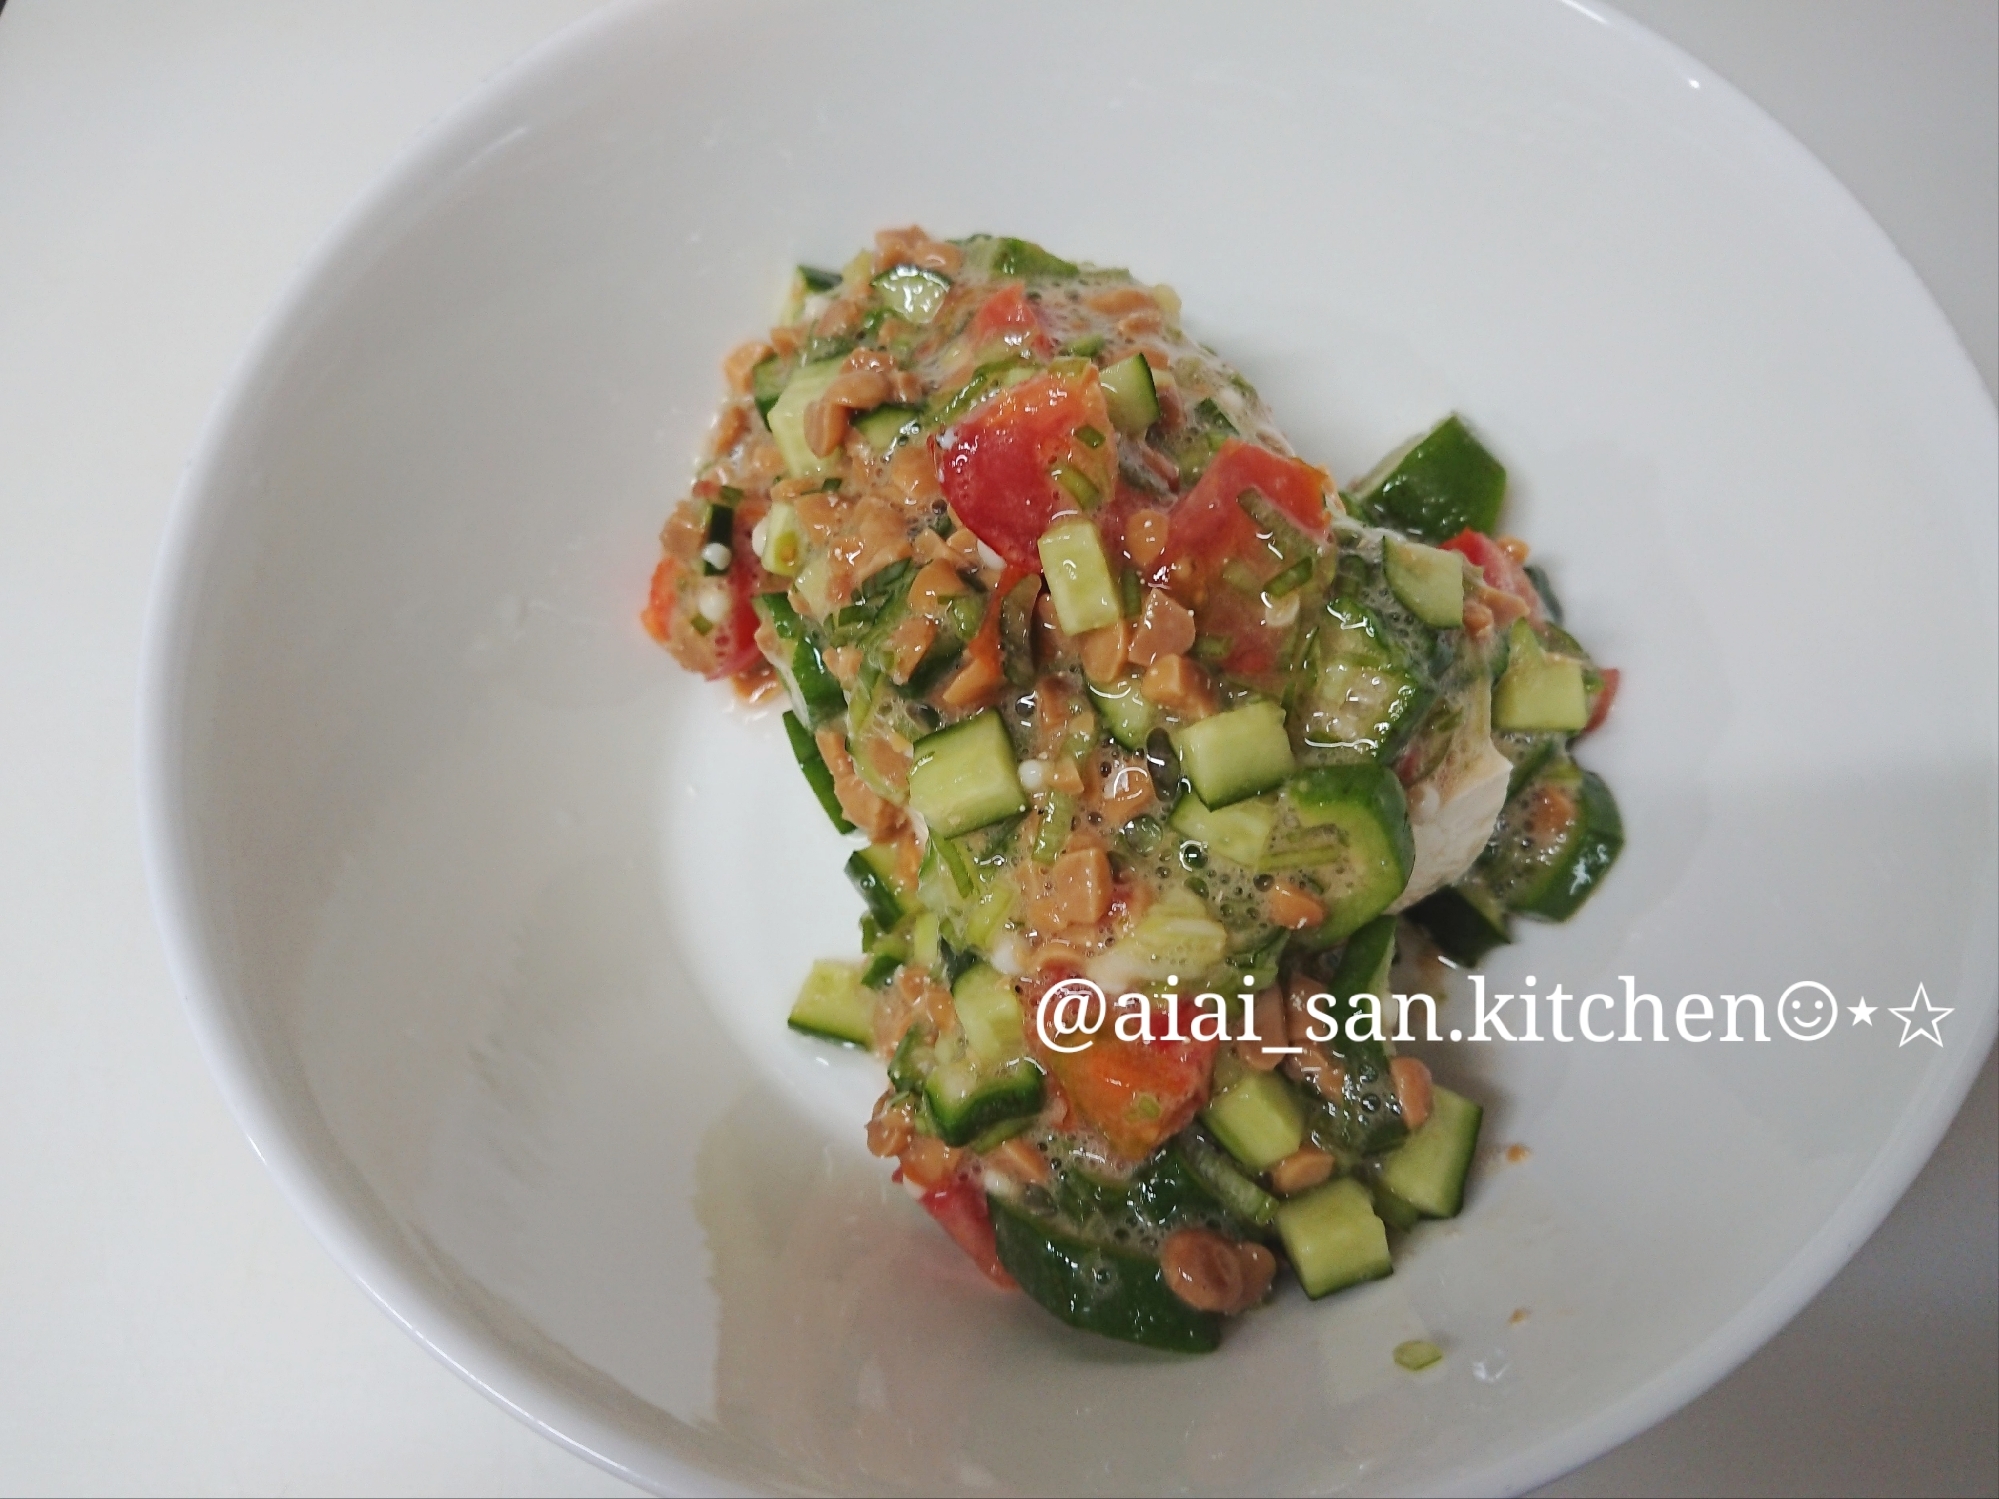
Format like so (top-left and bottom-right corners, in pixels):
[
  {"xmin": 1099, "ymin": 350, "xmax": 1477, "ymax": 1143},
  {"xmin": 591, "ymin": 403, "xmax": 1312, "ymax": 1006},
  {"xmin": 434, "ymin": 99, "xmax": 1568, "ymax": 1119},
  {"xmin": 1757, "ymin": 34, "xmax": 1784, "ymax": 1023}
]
[{"xmin": 140, "ymin": 2, "xmax": 1997, "ymax": 1493}]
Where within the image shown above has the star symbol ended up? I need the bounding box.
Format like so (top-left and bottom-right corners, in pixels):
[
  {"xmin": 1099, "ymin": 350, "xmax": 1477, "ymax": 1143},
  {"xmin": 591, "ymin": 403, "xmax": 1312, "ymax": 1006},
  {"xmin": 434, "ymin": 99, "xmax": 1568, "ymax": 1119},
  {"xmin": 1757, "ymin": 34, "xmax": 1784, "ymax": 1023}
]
[
  {"xmin": 1848, "ymin": 996, "xmax": 1875, "ymax": 1026},
  {"xmin": 1888, "ymin": 984, "xmax": 1952, "ymax": 1047}
]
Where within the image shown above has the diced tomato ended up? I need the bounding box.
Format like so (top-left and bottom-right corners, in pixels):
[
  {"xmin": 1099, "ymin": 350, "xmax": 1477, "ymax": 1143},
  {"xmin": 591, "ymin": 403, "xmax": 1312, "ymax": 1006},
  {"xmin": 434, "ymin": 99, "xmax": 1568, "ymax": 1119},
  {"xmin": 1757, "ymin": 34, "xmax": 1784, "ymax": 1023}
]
[
  {"xmin": 1440, "ymin": 530, "xmax": 1543, "ymax": 621},
  {"xmin": 965, "ymin": 281, "xmax": 1053, "ymax": 361},
  {"xmin": 916, "ymin": 1176, "xmax": 1015, "ymax": 1289},
  {"xmin": 1585, "ymin": 666, "xmax": 1620, "ymax": 733},
  {"xmin": 935, "ymin": 370, "xmax": 1115, "ymax": 571},
  {"xmin": 1160, "ymin": 439, "xmax": 1331, "ymax": 570},
  {"xmin": 1041, "ymin": 1027, "xmax": 1217, "ymax": 1161}
]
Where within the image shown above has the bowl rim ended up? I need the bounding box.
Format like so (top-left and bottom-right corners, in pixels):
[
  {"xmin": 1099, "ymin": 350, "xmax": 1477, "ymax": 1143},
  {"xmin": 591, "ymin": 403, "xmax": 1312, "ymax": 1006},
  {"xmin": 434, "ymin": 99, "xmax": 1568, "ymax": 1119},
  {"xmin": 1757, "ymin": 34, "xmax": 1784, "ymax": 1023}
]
[{"xmin": 135, "ymin": 1, "xmax": 1999, "ymax": 1493}]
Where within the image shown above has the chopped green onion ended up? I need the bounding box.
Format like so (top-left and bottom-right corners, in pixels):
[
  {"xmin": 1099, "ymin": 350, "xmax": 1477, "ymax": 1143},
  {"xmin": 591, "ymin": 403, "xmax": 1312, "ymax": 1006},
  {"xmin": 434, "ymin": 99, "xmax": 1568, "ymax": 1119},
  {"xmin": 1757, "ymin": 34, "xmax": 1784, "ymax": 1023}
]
[
  {"xmin": 1264, "ymin": 558, "xmax": 1313, "ymax": 597},
  {"xmin": 937, "ymin": 835, "xmax": 975, "ymax": 898},
  {"xmin": 1032, "ymin": 794, "xmax": 1075, "ymax": 864},
  {"xmin": 1120, "ymin": 566, "xmax": 1143, "ymax": 619},
  {"xmin": 1073, "ymin": 424, "xmax": 1105, "ymax": 449},
  {"xmin": 1053, "ymin": 462, "xmax": 1101, "ymax": 510}
]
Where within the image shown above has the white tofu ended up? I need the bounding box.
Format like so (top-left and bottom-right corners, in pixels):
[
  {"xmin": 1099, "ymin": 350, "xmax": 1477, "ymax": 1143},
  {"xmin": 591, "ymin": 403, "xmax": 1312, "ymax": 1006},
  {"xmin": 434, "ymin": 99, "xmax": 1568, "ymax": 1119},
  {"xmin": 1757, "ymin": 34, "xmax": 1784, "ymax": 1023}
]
[{"xmin": 1390, "ymin": 736, "xmax": 1512, "ymax": 911}]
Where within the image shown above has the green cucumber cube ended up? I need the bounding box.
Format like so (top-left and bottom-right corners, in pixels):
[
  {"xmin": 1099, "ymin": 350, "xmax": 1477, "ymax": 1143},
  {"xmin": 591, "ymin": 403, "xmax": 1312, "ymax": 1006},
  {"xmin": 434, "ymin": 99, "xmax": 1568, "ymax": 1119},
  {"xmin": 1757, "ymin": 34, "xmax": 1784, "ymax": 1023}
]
[
  {"xmin": 1038, "ymin": 518, "xmax": 1122, "ymax": 635},
  {"xmin": 953, "ymin": 963, "xmax": 1027, "ymax": 1066},
  {"xmin": 1383, "ymin": 535, "xmax": 1467, "ymax": 628},
  {"xmin": 1276, "ymin": 1178, "xmax": 1394, "ymax": 1298},
  {"xmin": 1172, "ymin": 701, "xmax": 1296, "ymax": 809},
  {"xmin": 1169, "ymin": 791, "xmax": 1278, "ymax": 869},
  {"xmin": 908, "ymin": 712, "xmax": 1028, "ymax": 838},
  {"xmin": 1203, "ymin": 1071, "xmax": 1305, "ymax": 1173},
  {"xmin": 1099, "ymin": 352, "xmax": 1161, "ymax": 436},
  {"xmin": 787, "ymin": 959, "xmax": 874, "ymax": 1047},
  {"xmin": 1494, "ymin": 621, "xmax": 1588, "ymax": 732}
]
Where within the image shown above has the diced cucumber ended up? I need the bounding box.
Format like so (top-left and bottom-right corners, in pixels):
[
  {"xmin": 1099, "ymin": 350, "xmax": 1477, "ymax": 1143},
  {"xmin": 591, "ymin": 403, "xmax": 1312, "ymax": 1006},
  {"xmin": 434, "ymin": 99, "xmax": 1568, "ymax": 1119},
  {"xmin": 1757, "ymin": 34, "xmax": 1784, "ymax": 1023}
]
[
  {"xmin": 1276, "ymin": 1178, "xmax": 1393, "ymax": 1298},
  {"xmin": 1370, "ymin": 1181, "xmax": 1423, "ymax": 1232},
  {"xmin": 988, "ymin": 1195, "xmax": 1221, "ymax": 1354},
  {"xmin": 1267, "ymin": 764, "xmax": 1414, "ymax": 940},
  {"xmin": 1352, "ymin": 414, "xmax": 1506, "ymax": 542},
  {"xmin": 787, "ymin": 959, "xmax": 874, "ymax": 1047},
  {"xmin": 1170, "ymin": 791, "xmax": 1277, "ymax": 869},
  {"xmin": 766, "ymin": 358, "xmax": 846, "ymax": 479},
  {"xmin": 924, "ymin": 1050, "xmax": 1045, "ymax": 1146},
  {"xmin": 1089, "ymin": 675, "xmax": 1157, "ymax": 751},
  {"xmin": 845, "ymin": 846, "xmax": 908, "ymax": 929},
  {"xmin": 1173, "ymin": 1129, "xmax": 1279, "ymax": 1230},
  {"xmin": 1503, "ymin": 733, "xmax": 1560, "ymax": 799},
  {"xmin": 1100, "ymin": 352, "xmax": 1160, "ymax": 436},
  {"xmin": 1383, "ymin": 535, "xmax": 1467, "ymax": 628},
  {"xmin": 781, "ymin": 710, "xmax": 855, "ymax": 833},
  {"xmin": 953, "ymin": 963, "xmax": 1027, "ymax": 1066},
  {"xmin": 756, "ymin": 499, "xmax": 804, "ymax": 576},
  {"xmin": 1480, "ymin": 762, "xmax": 1622, "ymax": 921},
  {"xmin": 1172, "ymin": 701, "xmax": 1296, "ymax": 809},
  {"xmin": 750, "ymin": 355, "xmax": 790, "ymax": 421},
  {"xmin": 1203, "ymin": 1070, "xmax": 1305, "ymax": 1173},
  {"xmin": 908, "ymin": 712, "xmax": 1028, "ymax": 838},
  {"xmin": 1524, "ymin": 562, "xmax": 1565, "ymax": 624},
  {"xmin": 1299, "ymin": 602, "xmax": 1431, "ymax": 761},
  {"xmin": 872, "ymin": 264, "xmax": 951, "ymax": 323},
  {"xmin": 852, "ymin": 404, "xmax": 923, "ymax": 457},
  {"xmin": 1376, "ymin": 1086, "xmax": 1482, "ymax": 1219},
  {"xmin": 1407, "ymin": 881, "xmax": 1512, "ymax": 965},
  {"xmin": 1037, "ymin": 518, "xmax": 1121, "ymax": 635},
  {"xmin": 1494, "ymin": 620, "xmax": 1588, "ymax": 732},
  {"xmin": 1329, "ymin": 913, "xmax": 1396, "ymax": 1001}
]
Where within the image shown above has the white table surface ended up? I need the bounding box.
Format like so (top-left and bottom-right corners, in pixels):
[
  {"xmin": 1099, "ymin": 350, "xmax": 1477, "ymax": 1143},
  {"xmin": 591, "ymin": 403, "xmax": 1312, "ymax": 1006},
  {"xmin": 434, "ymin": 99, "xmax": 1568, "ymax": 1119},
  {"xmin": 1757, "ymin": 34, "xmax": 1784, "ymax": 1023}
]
[{"xmin": 0, "ymin": 2, "xmax": 1991, "ymax": 1494}]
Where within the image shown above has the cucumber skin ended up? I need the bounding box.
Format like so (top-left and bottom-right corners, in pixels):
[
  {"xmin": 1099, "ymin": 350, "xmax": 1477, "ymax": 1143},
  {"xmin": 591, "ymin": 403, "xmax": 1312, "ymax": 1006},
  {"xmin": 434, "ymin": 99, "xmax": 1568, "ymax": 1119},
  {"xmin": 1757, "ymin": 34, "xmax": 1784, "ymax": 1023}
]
[
  {"xmin": 1478, "ymin": 764, "xmax": 1623, "ymax": 921},
  {"xmin": 1515, "ymin": 770, "xmax": 1622, "ymax": 921},
  {"xmin": 1357, "ymin": 414, "xmax": 1506, "ymax": 542},
  {"xmin": 782, "ymin": 710, "xmax": 856, "ymax": 833},
  {"xmin": 1306, "ymin": 919, "xmax": 1411, "ymax": 1160},
  {"xmin": 1407, "ymin": 882, "xmax": 1512, "ymax": 965},
  {"xmin": 988, "ymin": 1196, "xmax": 1222, "ymax": 1354}
]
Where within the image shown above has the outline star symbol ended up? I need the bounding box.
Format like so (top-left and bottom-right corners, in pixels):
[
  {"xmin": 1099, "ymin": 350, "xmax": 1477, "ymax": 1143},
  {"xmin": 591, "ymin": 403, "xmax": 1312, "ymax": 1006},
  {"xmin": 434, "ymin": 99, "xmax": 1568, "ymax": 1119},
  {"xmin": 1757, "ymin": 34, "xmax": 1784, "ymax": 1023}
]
[
  {"xmin": 1848, "ymin": 996, "xmax": 1876, "ymax": 1026},
  {"xmin": 1888, "ymin": 984, "xmax": 1952, "ymax": 1047}
]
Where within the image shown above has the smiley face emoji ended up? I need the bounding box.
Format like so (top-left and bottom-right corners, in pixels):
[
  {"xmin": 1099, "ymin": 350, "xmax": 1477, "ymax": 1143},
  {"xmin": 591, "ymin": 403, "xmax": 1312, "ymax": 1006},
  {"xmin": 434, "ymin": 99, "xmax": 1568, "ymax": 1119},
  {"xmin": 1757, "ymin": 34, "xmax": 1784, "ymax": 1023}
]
[{"xmin": 1778, "ymin": 980, "xmax": 1839, "ymax": 1041}]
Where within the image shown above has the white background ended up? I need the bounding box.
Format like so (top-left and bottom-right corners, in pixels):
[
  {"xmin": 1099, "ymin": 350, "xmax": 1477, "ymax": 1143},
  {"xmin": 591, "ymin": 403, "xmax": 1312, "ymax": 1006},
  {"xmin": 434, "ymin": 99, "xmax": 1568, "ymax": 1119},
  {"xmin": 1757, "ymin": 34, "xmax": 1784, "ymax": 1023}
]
[{"xmin": 0, "ymin": 2, "xmax": 1991, "ymax": 1494}]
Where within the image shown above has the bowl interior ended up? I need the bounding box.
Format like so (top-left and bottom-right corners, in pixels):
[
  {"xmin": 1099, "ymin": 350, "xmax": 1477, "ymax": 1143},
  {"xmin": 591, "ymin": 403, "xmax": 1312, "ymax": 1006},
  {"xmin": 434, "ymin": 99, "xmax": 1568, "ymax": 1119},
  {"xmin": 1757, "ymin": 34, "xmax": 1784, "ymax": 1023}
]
[{"xmin": 144, "ymin": 2, "xmax": 1997, "ymax": 1493}]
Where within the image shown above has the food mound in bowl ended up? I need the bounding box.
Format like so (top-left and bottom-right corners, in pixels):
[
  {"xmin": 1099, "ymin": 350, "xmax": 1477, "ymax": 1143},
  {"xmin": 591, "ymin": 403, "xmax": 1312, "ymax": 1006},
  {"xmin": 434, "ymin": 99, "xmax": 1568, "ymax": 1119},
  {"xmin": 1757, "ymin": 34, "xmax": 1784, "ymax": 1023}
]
[{"xmin": 643, "ymin": 228, "xmax": 1622, "ymax": 1352}]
